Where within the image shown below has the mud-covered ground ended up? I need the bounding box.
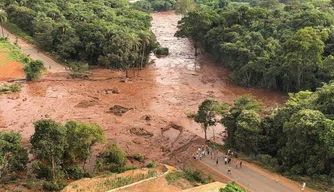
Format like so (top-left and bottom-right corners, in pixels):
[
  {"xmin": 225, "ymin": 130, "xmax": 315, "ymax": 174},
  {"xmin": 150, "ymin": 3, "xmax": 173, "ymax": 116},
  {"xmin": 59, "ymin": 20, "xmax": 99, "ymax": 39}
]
[{"xmin": 0, "ymin": 12, "xmax": 286, "ymax": 166}]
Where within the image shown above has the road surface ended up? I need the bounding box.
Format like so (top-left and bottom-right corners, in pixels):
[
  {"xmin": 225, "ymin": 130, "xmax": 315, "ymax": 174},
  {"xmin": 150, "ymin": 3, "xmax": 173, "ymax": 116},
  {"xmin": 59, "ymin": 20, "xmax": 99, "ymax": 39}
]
[
  {"xmin": 3, "ymin": 27, "xmax": 65, "ymax": 72},
  {"xmin": 199, "ymin": 151, "xmax": 317, "ymax": 192}
]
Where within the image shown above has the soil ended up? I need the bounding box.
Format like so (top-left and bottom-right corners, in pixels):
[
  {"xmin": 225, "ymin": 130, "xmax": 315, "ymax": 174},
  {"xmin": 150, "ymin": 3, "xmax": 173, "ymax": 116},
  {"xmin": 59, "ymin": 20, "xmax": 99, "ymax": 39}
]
[
  {"xmin": 0, "ymin": 11, "xmax": 286, "ymax": 169},
  {"xmin": 0, "ymin": 51, "xmax": 25, "ymax": 81}
]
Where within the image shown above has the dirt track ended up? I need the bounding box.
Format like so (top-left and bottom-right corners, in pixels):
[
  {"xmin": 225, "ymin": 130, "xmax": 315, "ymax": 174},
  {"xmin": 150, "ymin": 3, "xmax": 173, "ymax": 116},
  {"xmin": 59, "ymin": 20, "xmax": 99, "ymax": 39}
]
[{"xmin": 3, "ymin": 28, "xmax": 65, "ymax": 72}]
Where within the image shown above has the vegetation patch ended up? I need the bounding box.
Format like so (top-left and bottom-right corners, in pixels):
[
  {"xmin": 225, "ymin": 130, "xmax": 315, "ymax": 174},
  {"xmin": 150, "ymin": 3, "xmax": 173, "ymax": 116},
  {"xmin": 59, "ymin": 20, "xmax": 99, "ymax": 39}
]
[{"xmin": 0, "ymin": 82, "xmax": 21, "ymax": 94}]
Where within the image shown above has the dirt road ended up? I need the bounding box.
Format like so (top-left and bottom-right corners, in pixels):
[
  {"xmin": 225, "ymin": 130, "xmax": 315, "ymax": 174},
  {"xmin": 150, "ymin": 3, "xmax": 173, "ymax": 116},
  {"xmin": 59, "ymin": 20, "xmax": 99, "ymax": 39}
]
[
  {"xmin": 199, "ymin": 152, "xmax": 317, "ymax": 192},
  {"xmin": 3, "ymin": 28, "xmax": 65, "ymax": 72}
]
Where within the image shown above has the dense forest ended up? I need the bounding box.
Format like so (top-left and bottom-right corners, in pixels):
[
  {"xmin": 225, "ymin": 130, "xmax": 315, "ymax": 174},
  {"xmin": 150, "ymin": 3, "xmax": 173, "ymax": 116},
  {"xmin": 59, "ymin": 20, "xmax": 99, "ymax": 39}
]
[
  {"xmin": 221, "ymin": 81, "xmax": 334, "ymax": 190},
  {"xmin": 175, "ymin": 0, "xmax": 334, "ymax": 92},
  {"xmin": 0, "ymin": 0, "xmax": 157, "ymax": 71},
  {"xmin": 193, "ymin": 81, "xmax": 334, "ymax": 190}
]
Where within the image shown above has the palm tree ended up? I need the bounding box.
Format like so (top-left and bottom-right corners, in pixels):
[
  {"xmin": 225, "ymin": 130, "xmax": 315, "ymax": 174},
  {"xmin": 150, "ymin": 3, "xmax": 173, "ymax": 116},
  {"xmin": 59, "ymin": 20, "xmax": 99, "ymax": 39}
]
[
  {"xmin": 0, "ymin": 10, "xmax": 7, "ymax": 37},
  {"xmin": 138, "ymin": 31, "xmax": 150, "ymax": 70}
]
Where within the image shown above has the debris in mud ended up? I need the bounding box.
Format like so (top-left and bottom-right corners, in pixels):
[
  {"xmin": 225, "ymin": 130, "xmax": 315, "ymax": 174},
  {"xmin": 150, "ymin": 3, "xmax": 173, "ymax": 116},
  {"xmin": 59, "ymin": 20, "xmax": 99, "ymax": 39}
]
[
  {"xmin": 141, "ymin": 115, "xmax": 152, "ymax": 121},
  {"xmin": 104, "ymin": 87, "xmax": 119, "ymax": 94},
  {"xmin": 132, "ymin": 137, "xmax": 145, "ymax": 144},
  {"xmin": 68, "ymin": 73, "xmax": 89, "ymax": 79},
  {"xmin": 75, "ymin": 100, "xmax": 99, "ymax": 108},
  {"xmin": 130, "ymin": 127, "xmax": 153, "ymax": 137},
  {"xmin": 108, "ymin": 105, "xmax": 133, "ymax": 116}
]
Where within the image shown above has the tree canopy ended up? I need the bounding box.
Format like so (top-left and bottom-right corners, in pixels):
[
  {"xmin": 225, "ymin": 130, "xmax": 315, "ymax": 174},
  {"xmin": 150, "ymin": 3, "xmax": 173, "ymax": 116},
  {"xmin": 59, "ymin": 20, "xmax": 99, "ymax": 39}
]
[
  {"xmin": 175, "ymin": 1, "xmax": 334, "ymax": 92},
  {"xmin": 2, "ymin": 0, "xmax": 157, "ymax": 70}
]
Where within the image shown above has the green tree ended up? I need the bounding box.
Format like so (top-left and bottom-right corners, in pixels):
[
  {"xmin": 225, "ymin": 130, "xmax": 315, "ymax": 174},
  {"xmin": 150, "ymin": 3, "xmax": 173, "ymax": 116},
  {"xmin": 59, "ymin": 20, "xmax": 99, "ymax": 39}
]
[
  {"xmin": 0, "ymin": 131, "xmax": 28, "ymax": 181},
  {"xmin": 175, "ymin": 10, "xmax": 217, "ymax": 56},
  {"xmin": 24, "ymin": 60, "xmax": 45, "ymax": 81},
  {"xmin": 259, "ymin": 0, "xmax": 279, "ymax": 9},
  {"xmin": 222, "ymin": 95, "xmax": 262, "ymax": 148},
  {"xmin": 175, "ymin": 0, "xmax": 196, "ymax": 15},
  {"xmin": 194, "ymin": 99, "xmax": 221, "ymax": 140},
  {"xmin": 283, "ymin": 27, "xmax": 324, "ymax": 91},
  {"xmin": 0, "ymin": 10, "xmax": 7, "ymax": 37},
  {"xmin": 64, "ymin": 121, "xmax": 106, "ymax": 170},
  {"xmin": 96, "ymin": 142, "xmax": 127, "ymax": 173},
  {"xmin": 30, "ymin": 119, "xmax": 67, "ymax": 181},
  {"xmin": 280, "ymin": 109, "xmax": 333, "ymax": 175},
  {"xmin": 235, "ymin": 110, "xmax": 261, "ymax": 154}
]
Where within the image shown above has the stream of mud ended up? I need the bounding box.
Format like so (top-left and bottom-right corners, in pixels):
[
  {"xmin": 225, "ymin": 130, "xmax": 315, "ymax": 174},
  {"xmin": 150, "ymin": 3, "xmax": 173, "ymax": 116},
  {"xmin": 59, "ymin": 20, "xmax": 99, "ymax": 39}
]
[{"xmin": 0, "ymin": 12, "xmax": 286, "ymax": 165}]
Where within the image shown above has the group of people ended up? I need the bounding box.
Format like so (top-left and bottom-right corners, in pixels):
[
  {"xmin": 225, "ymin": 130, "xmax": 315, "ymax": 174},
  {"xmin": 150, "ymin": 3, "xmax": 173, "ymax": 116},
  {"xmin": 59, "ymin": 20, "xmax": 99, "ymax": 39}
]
[{"xmin": 193, "ymin": 144, "xmax": 243, "ymax": 175}]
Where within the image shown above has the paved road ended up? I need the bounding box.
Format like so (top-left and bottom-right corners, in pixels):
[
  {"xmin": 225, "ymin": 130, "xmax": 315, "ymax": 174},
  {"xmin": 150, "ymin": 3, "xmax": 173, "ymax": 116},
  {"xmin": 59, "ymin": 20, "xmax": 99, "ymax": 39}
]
[
  {"xmin": 199, "ymin": 151, "xmax": 314, "ymax": 192},
  {"xmin": 3, "ymin": 28, "xmax": 65, "ymax": 72}
]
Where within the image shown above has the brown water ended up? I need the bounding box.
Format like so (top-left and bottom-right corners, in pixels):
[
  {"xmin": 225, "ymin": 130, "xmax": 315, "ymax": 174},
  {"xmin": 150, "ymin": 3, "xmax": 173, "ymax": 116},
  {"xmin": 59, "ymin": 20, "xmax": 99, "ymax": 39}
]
[{"xmin": 0, "ymin": 11, "xmax": 286, "ymax": 164}]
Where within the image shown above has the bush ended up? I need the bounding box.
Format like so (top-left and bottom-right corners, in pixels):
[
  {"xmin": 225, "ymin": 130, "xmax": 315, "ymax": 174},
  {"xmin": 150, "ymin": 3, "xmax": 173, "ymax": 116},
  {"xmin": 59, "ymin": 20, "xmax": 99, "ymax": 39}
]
[
  {"xmin": 24, "ymin": 60, "xmax": 45, "ymax": 81},
  {"xmin": 128, "ymin": 153, "xmax": 144, "ymax": 162},
  {"xmin": 145, "ymin": 161, "xmax": 156, "ymax": 168},
  {"xmin": 166, "ymin": 171, "xmax": 183, "ymax": 184},
  {"xmin": 68, "ymin": 62, "xmax": 89, "ymax": 73},
  {"xmin": 154, "ymin": 47, "xmax": 169, "ymax": 56},
  {"xmin": 66, "ymin": 166, "xmax": 84, "ymax": 180},
  {"xmin": 32, "ymin": 161, "xmax": 53, "ymax": 180},
  {"xmin": 42, "ymin": 181, "xmax": 66, "ymax": 191},
  {"xmin": 184, "ymin": 169, "xmax": 208, "ymax": 184},
  {"xmin": 96, "ymin": 142, "xmax": 127, "ymax": 173},
  {"xmin": 220, "ymin": 182, "xmax": 246, "ymax": 192},
  {"xmin": 0, "ymin": 83, "xmax": 22, "ymax": 94}
]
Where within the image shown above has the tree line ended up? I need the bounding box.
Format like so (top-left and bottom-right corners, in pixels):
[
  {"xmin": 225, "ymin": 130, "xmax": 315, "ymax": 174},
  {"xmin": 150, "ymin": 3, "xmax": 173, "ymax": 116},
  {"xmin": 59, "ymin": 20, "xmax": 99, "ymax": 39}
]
[
  {"xmin": 175, "ymin": 0, "xmax": 334, "ymax": 92},
  {"xmin": 193, "ymin": 81, "xmax": 334, "ymax": 190},
  {"xmin": 0, "ymin": 119, "xmax": 131, "ymax": 191},
  {"xmin": 0, "ymin": 0, "xmax": 158, "ymax": 74}
]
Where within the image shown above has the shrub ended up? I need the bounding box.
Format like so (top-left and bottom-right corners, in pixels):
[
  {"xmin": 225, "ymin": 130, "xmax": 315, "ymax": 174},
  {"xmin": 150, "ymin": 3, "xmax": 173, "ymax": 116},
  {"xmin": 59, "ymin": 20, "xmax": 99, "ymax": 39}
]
[
  {"xmin": 145, "ymin": 161, "xmax": 156, "ymax": 168},
  {"xmin": 96, "ymin": 142, "xmax": 126, "ymax": 173},
  {"xmin": 0, "ymin": 83, "xmax": 22, "ymax": 94},
  {"xmin": 66, "ymin": 166, "xmax": 84, "ymax": 180},
  {"xmin": 184, "ymin": 169, "xmax": 208, "ymax": 184},
  {"xmin": 220, "ymin": 182, "xmax": 246, "ymax": 192},
  {"xmin": 128, "ymin": 153, "xmax": 144, "ymax": 162},
  {"xmin": 24, "ymin": 60, "xmax": 45, "ymax": 81},
  {"xmin": 42, "ymin": 181, "xmax": 66, "ymax": 191},
  {"xmin": 166, "ymin": 171, "xmax": 183, "ymax": 184},
  {"xmin": 154, "ymin": 47, "xmax": 169, "ymax": 56}
]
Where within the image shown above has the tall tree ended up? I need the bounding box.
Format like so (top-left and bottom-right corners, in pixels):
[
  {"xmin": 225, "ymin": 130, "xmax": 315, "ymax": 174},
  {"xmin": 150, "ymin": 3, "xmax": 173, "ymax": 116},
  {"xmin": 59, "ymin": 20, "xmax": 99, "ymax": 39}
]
[
  {"xmin": 283, "ymin": 27, "xmax": 324, "ymax": 91},
  {"xmin": 194, "ymin": 99, "xmax": 220, "ymax": 140},
  {"xmin": 64, "ymin": 121, "xmax": 106, "ymax": 170},
  {"xmin": 30, "ymin": 119, "xmax": 67, "ymax": 181},
  {"xmin": 175, "ymin": 10, "xmax": 218, "ymax": 56},
  {"xmin": 0, "ymin": 10, "xmax": 7, "ymax": 37},
  {"xmin": 175, "ymin": 0, "xmax": 196, "ymax": 15},
  {"xmin": 0, "ymin": 131, "xmax": 28, "ymax": 181}
]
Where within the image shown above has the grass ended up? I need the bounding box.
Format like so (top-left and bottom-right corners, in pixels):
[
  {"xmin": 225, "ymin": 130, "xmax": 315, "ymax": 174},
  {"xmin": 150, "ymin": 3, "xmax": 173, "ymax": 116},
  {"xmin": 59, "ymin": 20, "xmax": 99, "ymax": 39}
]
[
  {"xmin": 100, "ymin": 170, "xmax": 158, "ymax": 191},
  {"xmin": 0, "ymin": 38, "xmax": 29, "ymax": 66},
  {"xmin": 166, "ymin": 169, "xmax": 211, "ymax": 185},
  {"xmin": 0, "ymin": 82, "xmax": 22, "ymax": 94}
]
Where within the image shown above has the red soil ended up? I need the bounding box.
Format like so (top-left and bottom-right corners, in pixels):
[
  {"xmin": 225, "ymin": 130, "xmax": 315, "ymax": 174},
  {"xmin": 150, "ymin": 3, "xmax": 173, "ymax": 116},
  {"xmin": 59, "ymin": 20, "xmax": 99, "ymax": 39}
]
[{"xmin": 0, "ymin": 52, "xmax": 25, "ymax": 81}]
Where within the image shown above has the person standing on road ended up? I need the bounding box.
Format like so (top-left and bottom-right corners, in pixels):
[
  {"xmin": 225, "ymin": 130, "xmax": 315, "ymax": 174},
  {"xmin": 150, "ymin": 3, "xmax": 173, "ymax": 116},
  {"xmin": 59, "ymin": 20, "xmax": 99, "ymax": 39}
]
[
  {"xmin": 240, "ymin": 161, "xmax": 243, "ymax": 168},
  {"xmin": 236, "ymin": 161, "xmax": 239, "ymax": 168},
  {"xmin": 228, "ymin": 166, "xmax": 231, "ymax": 174},
  {"xmin": 216, "ymin": 158, "xmax": 219, "ymax": 165},
  {"xmin": 301, "ymin": 182, "xmax": 306, "ymax": 191}
]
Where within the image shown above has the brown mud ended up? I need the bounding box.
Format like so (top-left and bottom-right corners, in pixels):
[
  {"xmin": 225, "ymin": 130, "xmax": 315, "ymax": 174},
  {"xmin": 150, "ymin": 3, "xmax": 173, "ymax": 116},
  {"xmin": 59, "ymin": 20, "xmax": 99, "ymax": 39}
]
[{"xmin": 0, "ymin": 11, "xmax": 286, "ymax": 166}]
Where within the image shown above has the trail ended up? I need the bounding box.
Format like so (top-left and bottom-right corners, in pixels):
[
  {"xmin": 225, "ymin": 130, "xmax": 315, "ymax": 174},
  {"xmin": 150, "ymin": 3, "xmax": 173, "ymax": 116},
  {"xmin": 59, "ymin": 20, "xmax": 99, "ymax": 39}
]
[{"xmin": 3, "ymin": 27, "xmax": 65, "ymax": 72}]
